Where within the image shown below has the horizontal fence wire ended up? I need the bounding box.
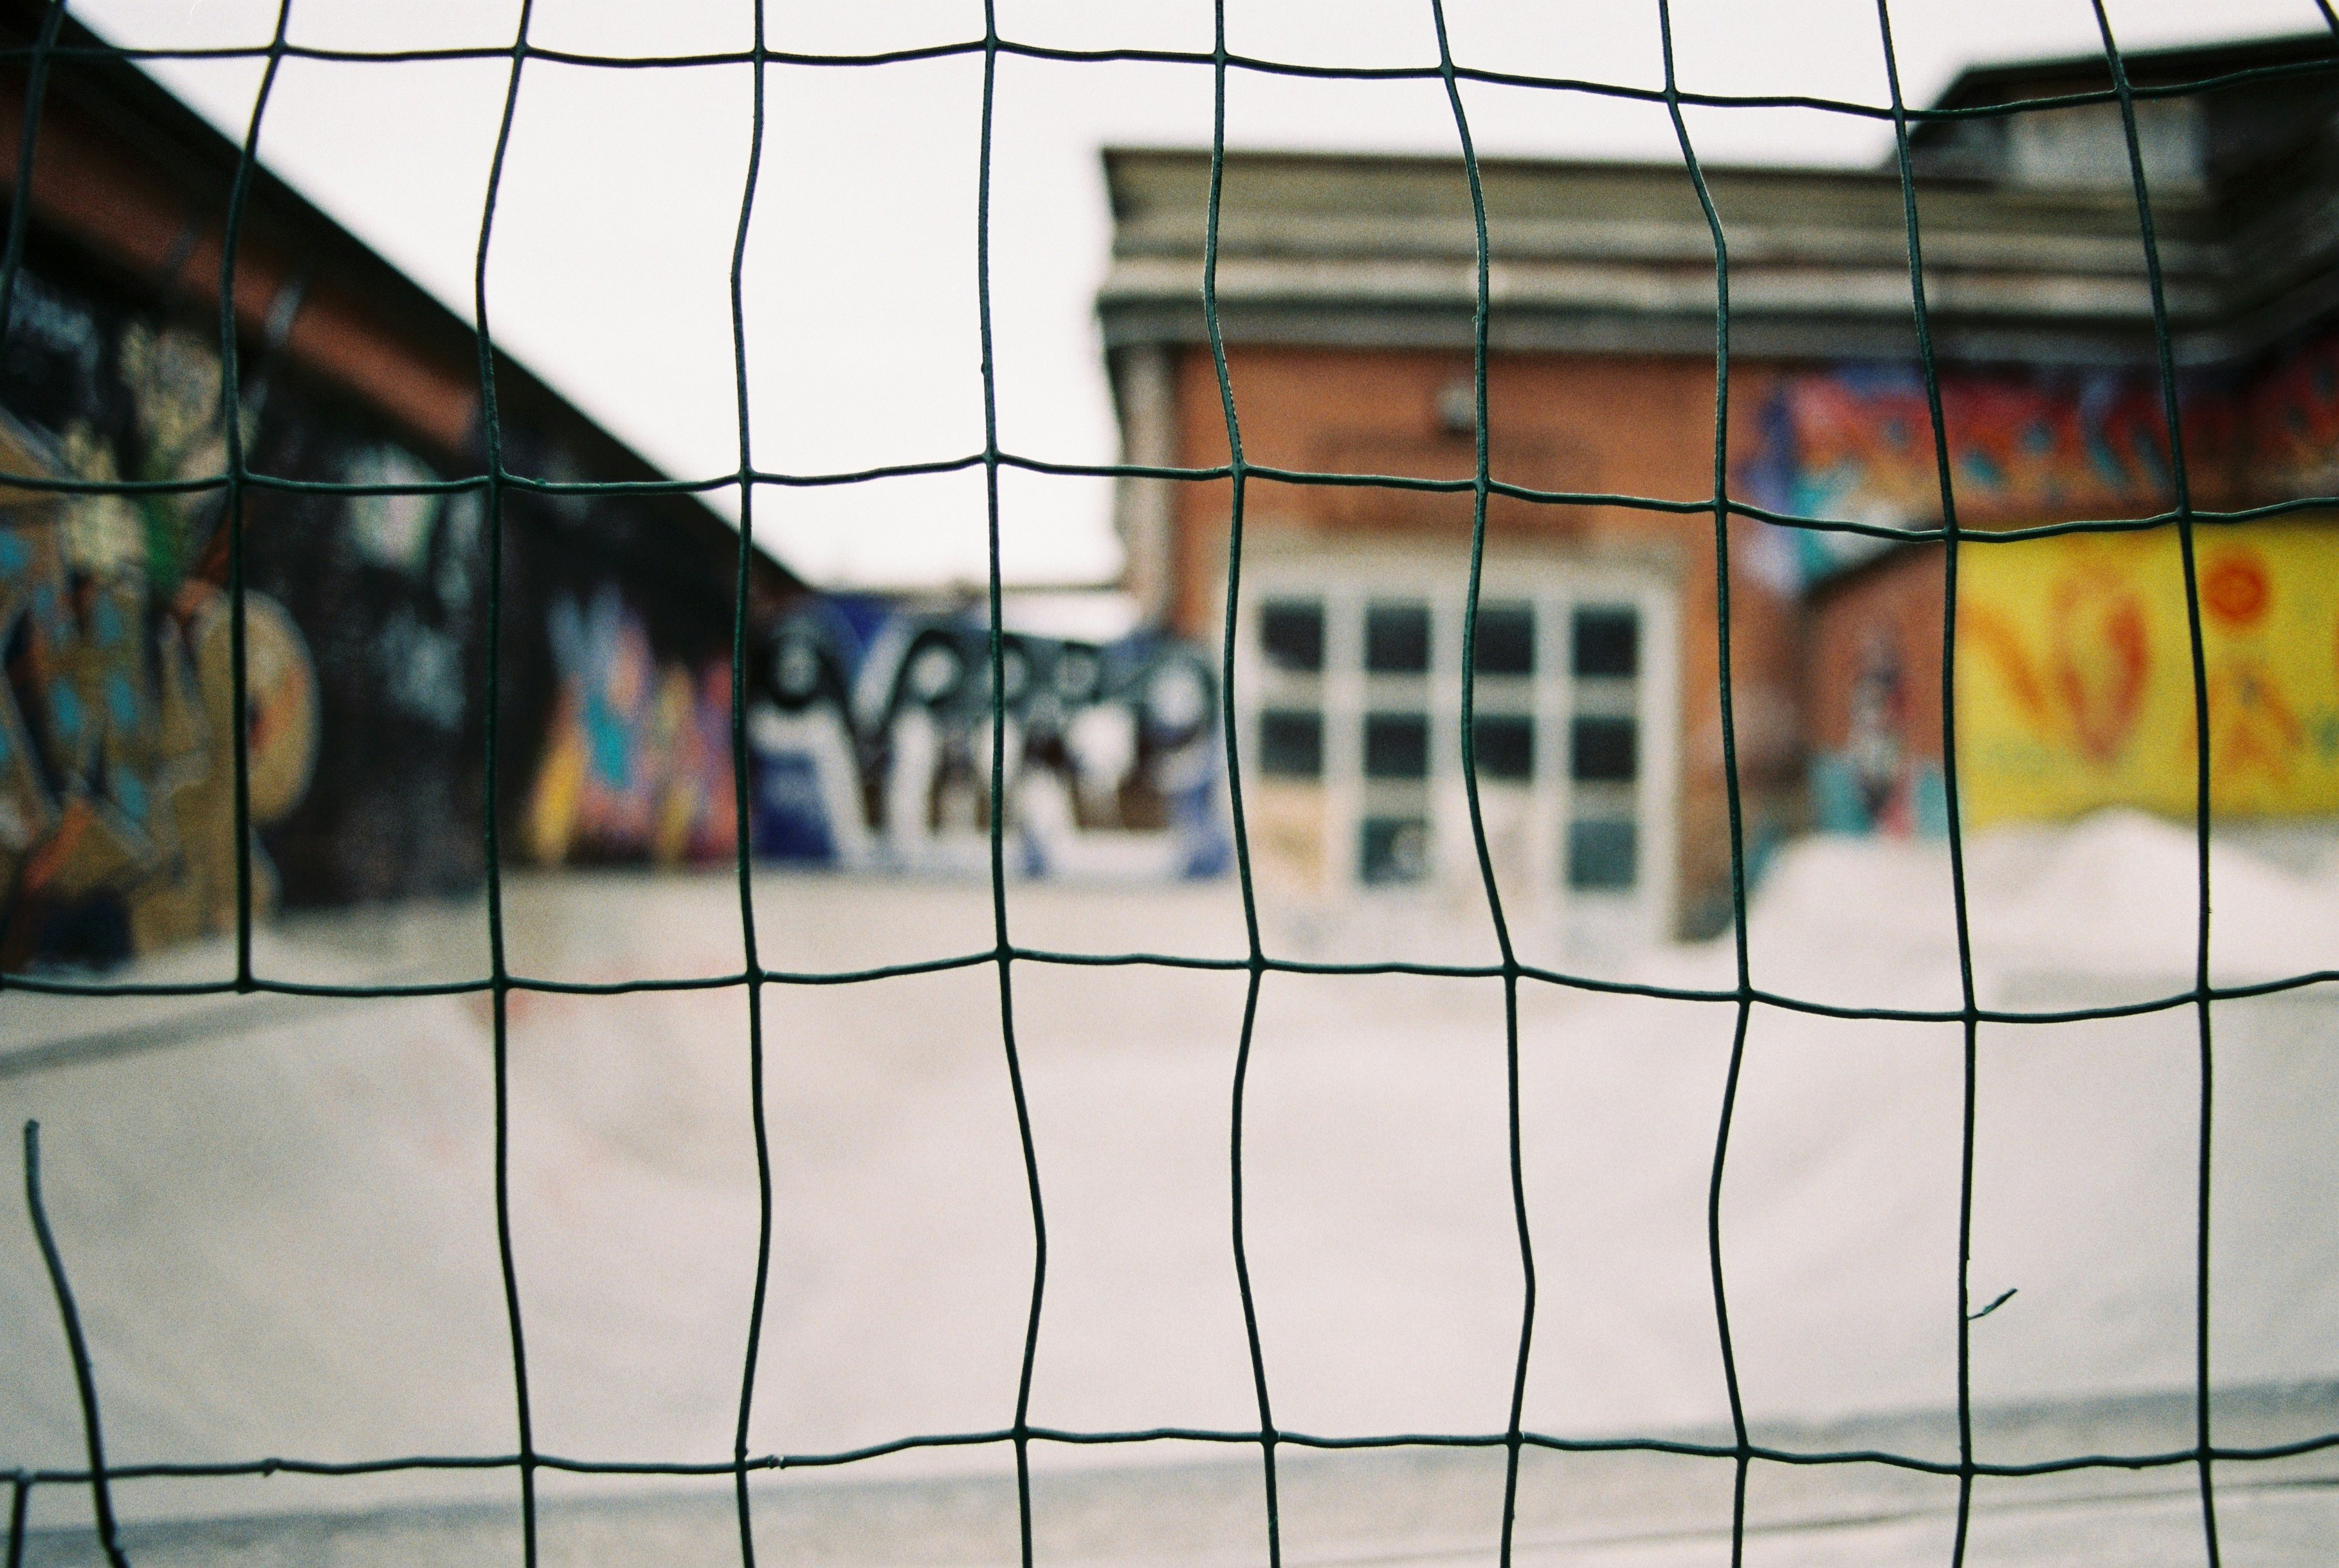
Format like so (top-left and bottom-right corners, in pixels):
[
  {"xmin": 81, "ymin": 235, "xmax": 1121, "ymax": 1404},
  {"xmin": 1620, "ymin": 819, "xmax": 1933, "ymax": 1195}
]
[
  {"xmin": 0, "ymin": 30, "xmax": 2331, "ymax": 116},
  {"xmin": 8, "ymin": 462, "xmax": 2339, "ymax": 544},
  {"xmin": 10, "ymin": 955, "xmax": 2339, "ymax": 1025},
  {"xmin": 5, "ymin": 1, "xmax": 2338, "ymax": 1566}
]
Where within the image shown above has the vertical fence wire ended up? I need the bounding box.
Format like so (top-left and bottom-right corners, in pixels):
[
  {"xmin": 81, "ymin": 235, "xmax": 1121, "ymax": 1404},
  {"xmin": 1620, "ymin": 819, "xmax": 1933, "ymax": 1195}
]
[
  {"xmin": 213, "ymin": 0, "xmax": 295, "ymax": 993},
  {"xmin": 473, "ymin": 4, "xmax": 542, "ymax": 1562},
  {"xmin": 2, "ymin": 8, "xmax": 2337, "ymax": 1568},
  {"xmin": 5, "ymin": 1472, "xmax": 26, "ymax": 1568},
  {"xmin": 1653, "ymin": 4, "xmax": 1758, "ymax": 1563},
  {"xmin": 5, "ymin": 10, "xmax": 72, "ymax": 1557},
  {"xmin": 1870, "ymin": 5, "xmax": 1987, "ymax": 1561},
  {"xmin": 1203, "ymin": 9, "xmax": 1286, "ymax": 1566},
  {"xmin": 725, "ymin": 6, "xmax": 775, "ymax": 1565},
  {"xmin": 2088, "ymin": 7, "xmax": 2222, "ymax": 1564},
  {"xmin": 975, "ymin": 10, "xmax": 1052, "ymax": 1567},
  {"xmin": 1424, "ymin": 9, "xmax": 1539, "ymax": 1565},
  {"xmin": 22, "ymin": 1124, "xmax": 125, "ymax": 1568}
]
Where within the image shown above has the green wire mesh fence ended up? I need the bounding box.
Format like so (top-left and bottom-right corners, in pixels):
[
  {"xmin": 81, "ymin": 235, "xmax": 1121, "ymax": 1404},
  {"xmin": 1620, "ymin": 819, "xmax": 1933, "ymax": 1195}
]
[{"xmin": 8, "ymin": 3, "xmax": 2339, "ymax": 1567}]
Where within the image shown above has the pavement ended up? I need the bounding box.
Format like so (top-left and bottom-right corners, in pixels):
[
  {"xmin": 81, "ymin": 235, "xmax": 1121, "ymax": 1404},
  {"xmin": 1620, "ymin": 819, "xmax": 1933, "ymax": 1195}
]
[{"xmin": 17, "ymin": 1385, "xmax": 2339, "ymax": 1565}]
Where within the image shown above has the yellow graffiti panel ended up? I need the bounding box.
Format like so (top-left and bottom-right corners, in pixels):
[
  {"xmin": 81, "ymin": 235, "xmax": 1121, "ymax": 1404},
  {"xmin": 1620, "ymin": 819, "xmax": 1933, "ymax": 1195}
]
[{"xmin": 1957, "ymin": 521, "xmax": 2339, "ymax": 826}]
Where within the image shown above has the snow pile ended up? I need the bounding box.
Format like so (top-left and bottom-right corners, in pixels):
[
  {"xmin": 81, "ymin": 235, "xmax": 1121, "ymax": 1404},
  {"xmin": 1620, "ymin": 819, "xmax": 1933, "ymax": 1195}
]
[
  {"xmin": 3, "ymin": 815, "xmax": 2335, "ymax": 1526},
  {"xmin": 1675, "ymin": 808, "xmax": 2339, "ymax": 1012}
]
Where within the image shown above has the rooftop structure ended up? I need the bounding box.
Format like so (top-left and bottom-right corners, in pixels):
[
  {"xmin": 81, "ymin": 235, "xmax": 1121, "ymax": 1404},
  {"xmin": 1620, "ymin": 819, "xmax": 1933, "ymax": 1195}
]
[{"xmin": 1100, "ymin": 32, "xmax": 2339, "ymax": 374}]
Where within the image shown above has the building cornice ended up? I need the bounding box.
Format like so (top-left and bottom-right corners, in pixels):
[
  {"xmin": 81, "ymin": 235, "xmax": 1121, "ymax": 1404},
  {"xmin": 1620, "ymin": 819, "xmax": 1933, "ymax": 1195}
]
[{"xmin": 1097, "ymin": 145, "xmax": 2327, "ymax": 370}]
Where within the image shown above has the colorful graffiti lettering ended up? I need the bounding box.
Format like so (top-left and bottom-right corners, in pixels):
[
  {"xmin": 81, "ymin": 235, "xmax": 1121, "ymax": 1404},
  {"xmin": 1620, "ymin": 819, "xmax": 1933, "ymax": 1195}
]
[
  {"xmin": 523, "ymin": 585, "xmax": 737, "ymax": 867},
  {"xmin": 745, "ymin": 603, "xmax": 1227, "ymax": 880}
]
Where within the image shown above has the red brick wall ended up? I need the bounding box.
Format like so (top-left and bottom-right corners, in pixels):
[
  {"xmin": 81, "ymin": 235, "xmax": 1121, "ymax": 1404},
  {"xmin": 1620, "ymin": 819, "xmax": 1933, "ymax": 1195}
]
[
  {"xmin": 1806, "ymin": 547, "xmax": 1949, "ymax": 764},
  {"xmin": 1161, "ymin": 343, "xmax": 1806, "ymax": 935}
]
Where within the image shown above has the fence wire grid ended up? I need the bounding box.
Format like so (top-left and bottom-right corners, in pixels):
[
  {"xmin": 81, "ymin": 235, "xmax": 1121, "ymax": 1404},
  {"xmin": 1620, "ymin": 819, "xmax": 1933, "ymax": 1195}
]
[{"xmin": 6, "ymin": 2, "xmax": 2339, "ymax": 1567}]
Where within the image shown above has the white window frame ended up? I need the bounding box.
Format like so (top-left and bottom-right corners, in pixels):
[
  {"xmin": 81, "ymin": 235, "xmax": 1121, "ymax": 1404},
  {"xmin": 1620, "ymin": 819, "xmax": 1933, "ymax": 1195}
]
[{"xmin": 1228, "ymin": 538, "xmax": 1680, "ymax": 949}]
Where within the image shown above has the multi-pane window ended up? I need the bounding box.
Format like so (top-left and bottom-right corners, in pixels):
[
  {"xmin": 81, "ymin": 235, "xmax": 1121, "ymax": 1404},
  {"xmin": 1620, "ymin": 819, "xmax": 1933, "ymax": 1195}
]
[
  {"xmin": 1239, "ymin": 570, "xmax": 1669, "ymax": 938},
  {"xmin": 1567, "ymin": 603, "xmax": 1641, "ymax": 891},
  {"xmin": 1258, "ymin": 709, "xmax": 1322, "ymax": 778},
  {"xmin": 1472, "ymin": 714, "xmax": 1534, "ymax": 781},
  {"xmin": 1260, "ymin": 599, "xmax": 1324, "ymax": 674},
  {"xmin": 1469, "ymin": 601, "xmax": 1536, "ymax": 790},
  {"xmin": 1255, "ymin": 597, "xmax": 1325, "ymax": 781},
  {"xmin": 1360, "ymin": 598, "xmax": 1432, "ymax": 882},
  {"xmin": 1364, "ymin": 601, "xmax": 1430, "ymax": 673}
]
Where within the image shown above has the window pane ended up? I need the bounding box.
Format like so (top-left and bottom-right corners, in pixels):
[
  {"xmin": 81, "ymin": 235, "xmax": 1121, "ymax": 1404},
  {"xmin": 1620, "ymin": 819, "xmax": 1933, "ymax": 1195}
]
[
  {"xmin": 1471, "ymin": 713, "xmax": 1534, "ymax": 781},
  {"xmin": 1567, "ymin": 818, "xmax": 1638, "ymax": 889},
  {"xmin": 1259, "ymin": 709, "xmax": 1322, "ymax": 778},
  {"xmin": 1572, "ymin": 605, "xmax": 1639, "ymax": 678},
  {"xmin": 1363, "ymin": 711, "xmax": 1430, "ymax": 779},
  {"xmin": 1570, "ymin": 715, "xmax": 1638, "ymax": 783},
  {"xmin": 1470, "ymin": 602, "xmax": 1534, "ymax": 676},
  {"xmin": 1365, "ymin": 601, "xmax": 1431, "ymax": 674},
  {"xmin": 1260, "ymin": 599, "xmax": 1324, "ymax": 673},
  {"xmin": 1361, "ymin": 815, "xmax": 1431, "ymax": 884}
]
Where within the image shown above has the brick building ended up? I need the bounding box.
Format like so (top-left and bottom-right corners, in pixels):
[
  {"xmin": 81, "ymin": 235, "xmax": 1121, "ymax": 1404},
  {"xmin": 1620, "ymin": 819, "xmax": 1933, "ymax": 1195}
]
[{"xmin": 1097, "ymin": 32, "xmax": 2339, "ymax": 941}]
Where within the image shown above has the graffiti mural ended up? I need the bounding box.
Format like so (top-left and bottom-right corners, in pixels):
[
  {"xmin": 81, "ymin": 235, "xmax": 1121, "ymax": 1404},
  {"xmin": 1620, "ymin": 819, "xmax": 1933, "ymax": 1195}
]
[
  {"xmin": 0, "ymin": 396, "xmax": 317, "ymax": 969},
  {"xmin": 1741, "ymin": 328, "xmax": 2339, "ymax": 573},
  {"xmin": 1738, "ymin": 361, "xmax": 2246, "ymax": 583},
  {"xmin": 2248, "ymin": 331, "xmax": 2339, "ymax": 499},
  {"xmin": 0, "ymin": 249, "xmax": 502, "ymax": 967},
  {"xmin": 0, "ymin": 235, "xmax": 760, "ymax": 967},
  {"xmin": 523, "ymin": 585, "xmax": 736, "ymax": 867},
  {"xmin": 747, "ymin": 601, "xmax": 1228, "ymax": 880},
  {"xmin": 1956, "ymin": 523, "xmax": 2339, "ymax": 826},
  {"xmin": 1765, "ymin": 329, "xmax": 2339, "ymax": 833},
  {"xmin": 1808, "ymin": 628, "xmax": 1948, "ymax": 838},
  {"xmin": 0, "ymin": 234, "xmax": 1228, "ymax": 969}
]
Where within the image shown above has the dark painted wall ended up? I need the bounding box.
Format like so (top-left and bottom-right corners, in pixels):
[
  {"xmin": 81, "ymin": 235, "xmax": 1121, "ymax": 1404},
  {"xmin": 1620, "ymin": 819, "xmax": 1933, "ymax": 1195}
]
[{"xmin": 0, "ymin": 232, "xmax": 747, "ymax": 969}]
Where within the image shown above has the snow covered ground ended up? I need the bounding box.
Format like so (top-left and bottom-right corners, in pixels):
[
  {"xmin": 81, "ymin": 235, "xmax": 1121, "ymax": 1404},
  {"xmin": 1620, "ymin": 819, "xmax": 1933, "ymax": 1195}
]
[{"xmin": 5, "ymin": 811, "xmax": 2338, "ymax": 1560}]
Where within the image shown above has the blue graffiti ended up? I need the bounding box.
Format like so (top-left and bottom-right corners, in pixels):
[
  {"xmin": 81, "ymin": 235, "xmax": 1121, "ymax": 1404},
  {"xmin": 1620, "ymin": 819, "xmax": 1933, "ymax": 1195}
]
[{"xmin": 745, "ymin": 603, "xmax": 1228, "ymax": 880}]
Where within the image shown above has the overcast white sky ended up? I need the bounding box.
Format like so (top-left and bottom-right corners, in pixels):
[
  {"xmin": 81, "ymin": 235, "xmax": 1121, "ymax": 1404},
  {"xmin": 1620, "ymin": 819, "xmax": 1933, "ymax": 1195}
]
[{"xmin": 75, "ymin": 0, "xmax": 2333, "ymax": 588}]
